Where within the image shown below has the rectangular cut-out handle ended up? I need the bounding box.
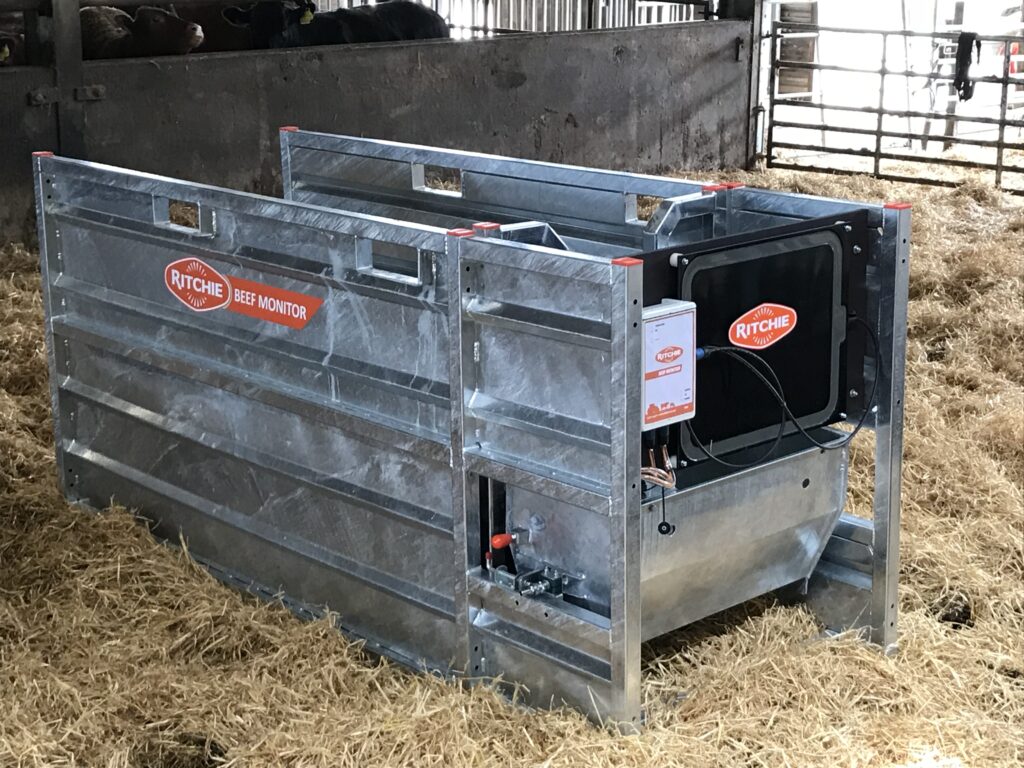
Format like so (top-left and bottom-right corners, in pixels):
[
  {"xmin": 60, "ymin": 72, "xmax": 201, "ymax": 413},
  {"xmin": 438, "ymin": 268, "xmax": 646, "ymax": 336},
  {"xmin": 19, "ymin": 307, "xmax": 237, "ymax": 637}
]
[
  {"xmin": 152, "ymin": 196, "xmax": 216, "ymax": 237},
  {"xmin": 354, "ymin": 237, "xmax": 431, "ymax": 287}
]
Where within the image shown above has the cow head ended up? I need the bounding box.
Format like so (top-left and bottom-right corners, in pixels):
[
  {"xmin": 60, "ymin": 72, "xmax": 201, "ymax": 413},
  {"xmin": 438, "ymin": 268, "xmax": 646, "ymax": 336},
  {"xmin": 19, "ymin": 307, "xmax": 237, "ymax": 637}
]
[
  {"xmin": 223, "ymin": 1, "xmax": 316, "ymax": 47},
  {"xmin": 131, "ymin": 7, "xmax": 205, "ymax": 54}
]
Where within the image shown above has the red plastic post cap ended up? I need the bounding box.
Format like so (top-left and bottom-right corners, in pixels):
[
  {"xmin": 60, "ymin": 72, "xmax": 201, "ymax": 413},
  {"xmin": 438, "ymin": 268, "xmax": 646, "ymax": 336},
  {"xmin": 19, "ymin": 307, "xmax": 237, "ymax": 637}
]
[
  {"xmin": 884, "ymin": 202, "xmax": 912, "ymax": 210},
  {"xmin": 723, "ymin": 182, "xmax": 746, "ymax": 189},
  {"xmin": 32, "ymin": 151, "xmax": 54, "ymax": 157},
  {"xmin": 702, "ymin": 183, "xmax": 728, "ymax": 193},
  {"xmin": 279, "ymin": 125, "xmax": 300, "ymax": 132},
  {"xmin": 611, "ymin": 257, "xmax": 643, "ymax": 267},
  {"xmin": 447, "ymin": 228, "xmax": 476, "ymax": 237},
  {"xmin": 473, "ymin": 221, "xmax": 501, "ymax": 232},
  {"xmin": 491, "ymin": 533, "xmax": 514, "ymax": 549}
]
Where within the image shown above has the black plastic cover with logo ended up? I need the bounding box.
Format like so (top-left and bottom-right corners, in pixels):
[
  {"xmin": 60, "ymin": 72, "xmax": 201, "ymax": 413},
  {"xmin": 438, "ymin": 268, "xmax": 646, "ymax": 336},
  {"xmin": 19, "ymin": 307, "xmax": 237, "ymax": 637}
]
[{"xmin": 639, "ymin": 211, "xmax": 870, "ymax": 463}]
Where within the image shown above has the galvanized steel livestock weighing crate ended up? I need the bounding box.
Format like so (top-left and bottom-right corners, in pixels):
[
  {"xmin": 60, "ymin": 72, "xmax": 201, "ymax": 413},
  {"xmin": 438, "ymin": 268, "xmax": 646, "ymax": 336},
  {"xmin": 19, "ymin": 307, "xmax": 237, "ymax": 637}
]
[{"xmin": 34, "ymin": 132, "xmax": 909, "ymax": 728}]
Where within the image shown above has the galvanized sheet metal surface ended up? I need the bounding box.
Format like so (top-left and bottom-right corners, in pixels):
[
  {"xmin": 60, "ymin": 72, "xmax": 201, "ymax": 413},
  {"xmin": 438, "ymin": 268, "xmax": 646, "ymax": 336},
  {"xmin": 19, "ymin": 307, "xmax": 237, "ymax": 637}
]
[{"xmin": 37, "ymin": 156, "xmax": 460, "ymax": 670}]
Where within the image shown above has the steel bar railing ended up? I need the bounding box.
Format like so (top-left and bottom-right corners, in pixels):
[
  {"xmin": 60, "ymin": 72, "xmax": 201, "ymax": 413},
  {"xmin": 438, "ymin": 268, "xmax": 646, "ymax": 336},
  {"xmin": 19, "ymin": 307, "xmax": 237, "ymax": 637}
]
[{"xmin": 766, "ymin": 20, "xmax": 1024, "ymax": 194}]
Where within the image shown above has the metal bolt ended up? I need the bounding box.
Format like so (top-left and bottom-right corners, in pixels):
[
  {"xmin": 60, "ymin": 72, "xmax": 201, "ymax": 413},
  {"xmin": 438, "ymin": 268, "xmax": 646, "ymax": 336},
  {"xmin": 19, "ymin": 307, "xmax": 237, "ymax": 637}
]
[
  {"xmin": 529, "ymin": 513, "xmax": 546, "ymax": 532},
  {"xmin": 843, "ymin": 224, "xmax": 853, "ymax": 232},
  {"xmin": 849, "ymin": 388, "xmax": 859, "ymax": 398},
  {"xmin": 853, "ymin": 245, "xmax": 862, "ymax": 255},
  {"xmin": 473, "ymin": 341, "xmax": 480, "ymax": 363}
]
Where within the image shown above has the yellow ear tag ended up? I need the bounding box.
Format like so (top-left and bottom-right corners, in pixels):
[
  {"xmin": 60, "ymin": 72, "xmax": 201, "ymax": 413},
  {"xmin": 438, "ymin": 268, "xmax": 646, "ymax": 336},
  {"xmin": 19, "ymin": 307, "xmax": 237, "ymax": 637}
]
[
  {"xmin": 300, "ymin": 9, "xmax": 314, "ymax": 24},
  {"xmin": 0, "ymin": 45, "xmax": 9, "ymax": 63}
]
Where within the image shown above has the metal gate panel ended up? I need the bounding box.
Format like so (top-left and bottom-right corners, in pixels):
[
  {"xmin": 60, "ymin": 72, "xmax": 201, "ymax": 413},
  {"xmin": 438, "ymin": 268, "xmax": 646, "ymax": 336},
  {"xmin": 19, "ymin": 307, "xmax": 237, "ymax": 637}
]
[
  {"xmin": 765, "ymin": 20, "xmax": 1024, "ymax": 193},
  {"xmin": 281, "ymin": 130, "xmax": 706, "ymax": 248},
  {"xmin": 35, "ymin": 155, "xmax": 461, "ymax": 672},
  {"xmin": 448, "ymin": 232, "xmax": 642, "ymax": 725}
]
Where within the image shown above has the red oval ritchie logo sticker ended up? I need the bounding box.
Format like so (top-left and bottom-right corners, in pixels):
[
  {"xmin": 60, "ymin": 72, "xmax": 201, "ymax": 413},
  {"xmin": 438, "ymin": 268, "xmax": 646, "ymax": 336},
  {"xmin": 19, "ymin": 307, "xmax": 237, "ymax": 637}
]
[
  {"xmin": 728, "ymin": 303, "xmax": 797, "ymax": 349},
  {"xmin": 655, "ymin": 345, "xmax": 683, "ymax": 364},
  {"xmin": 165, "ymin": 257, "xmax": 231, "ymax": 312}
]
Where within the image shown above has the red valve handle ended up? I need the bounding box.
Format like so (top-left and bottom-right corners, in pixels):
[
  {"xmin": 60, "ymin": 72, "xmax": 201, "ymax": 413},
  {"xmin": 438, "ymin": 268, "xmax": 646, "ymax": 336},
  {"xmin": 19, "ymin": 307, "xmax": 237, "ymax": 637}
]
[{"xmin": 491, "ymin": 533, "xmax": 514, "ymax": 550}]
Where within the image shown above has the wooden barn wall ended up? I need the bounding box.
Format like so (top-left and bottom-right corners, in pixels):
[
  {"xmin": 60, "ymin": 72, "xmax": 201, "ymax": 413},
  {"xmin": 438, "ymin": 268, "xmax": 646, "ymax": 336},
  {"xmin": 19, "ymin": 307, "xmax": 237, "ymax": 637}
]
[{"xmin": 0, "ymin": 20, "xmax": 754, "ymax": 241}]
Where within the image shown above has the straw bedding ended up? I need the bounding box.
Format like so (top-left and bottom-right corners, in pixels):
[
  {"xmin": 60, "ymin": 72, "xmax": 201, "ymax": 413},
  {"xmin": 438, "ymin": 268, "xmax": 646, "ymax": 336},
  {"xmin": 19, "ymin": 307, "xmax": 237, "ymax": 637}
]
[{"xmin": 0, "ymin": 169, "xmax": 1021, "ymax": 767}]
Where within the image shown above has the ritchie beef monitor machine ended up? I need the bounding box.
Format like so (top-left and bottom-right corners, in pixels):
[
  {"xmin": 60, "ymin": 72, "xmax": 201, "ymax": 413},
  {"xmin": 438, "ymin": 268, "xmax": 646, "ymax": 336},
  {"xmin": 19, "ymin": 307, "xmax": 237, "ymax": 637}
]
[{"xmin": 35, "ymin": 131, "xmax": 908, "ymax": 727}]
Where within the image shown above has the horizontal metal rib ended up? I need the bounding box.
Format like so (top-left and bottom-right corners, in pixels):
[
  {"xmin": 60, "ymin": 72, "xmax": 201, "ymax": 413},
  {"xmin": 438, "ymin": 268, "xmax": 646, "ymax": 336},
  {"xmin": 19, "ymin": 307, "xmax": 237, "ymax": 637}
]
[
  {"xmin": 196, "ymin": 555, "xmax": 456, "ymax": 677},
  {"xmin": 466, "ymin": 395, "xmax": 610, "ymax": 451},
  {"xmin": 835, "ymin": 513, "xmax": 873, "ymax": 545},
  {"xmin": 63, "ymin": 443, "xmax": 456, "ymax": 619},
  {"xmin": 52, "ymin": 317, "xmax": 451, "ymax": 464},
  {"xmin": 52, "ymin": 208, "xmax": 448, "ymax": 311},
  {"xmin": 464, "ymin": 449, "xmax": 610, "ymax": 511},
  {"xmin": 461, "ymin": 237, "xmax": 616, "ymax": 283},
  {"xmin": 473, "ymin": 613, "xmax": 612, "ymax": 683},
  {"xmin": 468, "ymin": 576, "xmax": 611, "ymax": 649},
  {"xmin": 465, "ymin": 298, "xmax": 611, "ymax": 350},
  {"xmin": 56, "ymin": 274, "xmax": 451, "ymax": 409},
  {"xmin": 287, "ymin": 131, "xmax": 704, "ymax": 197},
  {"xmin": 39, "ymin": 157, "xmax": 450, "ymax": 249},
  {"xmin": 62, "ymin": 377, "xmax": 454, "ymax": 537}
]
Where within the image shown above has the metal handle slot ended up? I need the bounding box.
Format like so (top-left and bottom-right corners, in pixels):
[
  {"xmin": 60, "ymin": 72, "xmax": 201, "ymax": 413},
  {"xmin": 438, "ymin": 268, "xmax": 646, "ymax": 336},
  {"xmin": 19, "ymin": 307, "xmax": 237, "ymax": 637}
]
[
  {"xmin": 354, "ymin": 237, "xmax": 432, "ymax": 287},
  {"xmin": 626, "ymin": 194, "xmax": 666, "ymax": 224},
  {"xmin": 152, "ymin": 196, "xmax": 216, "ymax": 238},
  {"xmin": 411, "ymin": 162, "xmax": 463, "ymax": 198}
]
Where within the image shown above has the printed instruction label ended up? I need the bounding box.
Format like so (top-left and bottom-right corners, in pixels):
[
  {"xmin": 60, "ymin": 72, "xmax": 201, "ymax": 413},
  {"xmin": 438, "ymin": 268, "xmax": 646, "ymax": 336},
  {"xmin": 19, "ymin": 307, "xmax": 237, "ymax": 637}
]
[
  {"xmin": 164, "ymin": 257, "xmax": 323, "ymax": 330},
  {"xmin": 642, "ymin": 301, "xmax": 696, "ymax": 429}
]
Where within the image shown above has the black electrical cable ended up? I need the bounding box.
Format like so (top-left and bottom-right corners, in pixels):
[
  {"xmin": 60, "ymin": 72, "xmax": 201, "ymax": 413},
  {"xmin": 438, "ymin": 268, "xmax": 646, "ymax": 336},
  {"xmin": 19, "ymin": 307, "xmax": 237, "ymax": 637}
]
[
  {"xmin": 724, "ymin": 315, "xmax": 880, "ymax": 451},
  {"xmin": 685, "ymin": 351, "xmax": 790, "ymax": 470},
  {"xmin": 690, "ymin": 315, "xmax": 882, "ymax": 466}
]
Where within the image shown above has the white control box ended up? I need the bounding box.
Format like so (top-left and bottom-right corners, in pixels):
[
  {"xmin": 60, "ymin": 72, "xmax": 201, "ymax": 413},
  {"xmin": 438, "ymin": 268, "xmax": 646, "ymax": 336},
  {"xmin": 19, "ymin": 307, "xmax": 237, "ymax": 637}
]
[{"xmin": 641, "ymin": 299, "xmax": 697, "ymax": 430}]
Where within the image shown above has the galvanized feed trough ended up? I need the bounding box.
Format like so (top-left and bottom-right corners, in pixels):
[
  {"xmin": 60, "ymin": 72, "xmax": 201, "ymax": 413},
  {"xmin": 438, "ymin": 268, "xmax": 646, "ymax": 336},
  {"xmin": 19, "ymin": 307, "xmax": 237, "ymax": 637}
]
[{"xmin": 34, "ymin": 132, "xmax": 908, "ymax": 728}]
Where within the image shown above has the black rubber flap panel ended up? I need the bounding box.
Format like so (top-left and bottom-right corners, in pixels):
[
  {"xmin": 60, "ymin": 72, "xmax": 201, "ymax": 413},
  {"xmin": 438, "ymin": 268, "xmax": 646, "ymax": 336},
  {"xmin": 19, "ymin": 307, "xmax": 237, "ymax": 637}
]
[{"xmin": 678, "ymin": 228, "xmax": 846, "ymax": 460}]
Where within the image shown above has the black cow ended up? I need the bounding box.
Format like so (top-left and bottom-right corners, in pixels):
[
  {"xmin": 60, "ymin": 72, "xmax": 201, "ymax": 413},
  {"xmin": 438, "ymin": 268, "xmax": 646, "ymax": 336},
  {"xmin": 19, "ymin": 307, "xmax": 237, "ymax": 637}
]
[
  {"xmin": 224, "ymin": 0, "xmax": 450, "ymax": 49},
  {"xmin": 80, "ymin": 6, "xmax": 205, "ymax": 59},
  {"xmin": 222, "ymin": 0, "xmax": 312, "ymax": 48}
]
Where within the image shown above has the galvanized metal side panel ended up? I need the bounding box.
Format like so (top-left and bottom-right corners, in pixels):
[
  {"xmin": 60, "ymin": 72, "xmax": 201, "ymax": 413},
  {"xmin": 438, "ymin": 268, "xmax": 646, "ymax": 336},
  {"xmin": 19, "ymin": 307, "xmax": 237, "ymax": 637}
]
[
  {"xmin": 452, "ymin": 234, "xmax": 642, "ymax": 727},
  {"xmin": 35, "ymin": 155, "xmax": 460, "ymax": 671},
  {"xmin": 281, "ymin": 131, "xmax": 707, "ymax": 247}
]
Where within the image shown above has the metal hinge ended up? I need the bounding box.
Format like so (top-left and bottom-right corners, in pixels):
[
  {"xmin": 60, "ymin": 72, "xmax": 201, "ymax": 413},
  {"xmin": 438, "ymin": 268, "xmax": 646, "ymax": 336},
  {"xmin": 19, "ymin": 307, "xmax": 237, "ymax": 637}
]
[
  {"xmin": 74, "ymin": 84, "xmax": 106, "ymax": 102},
  {"xmin": 27, "ymin": 87, "xmax": 58, "ymax": 106},
  {"xmin": 27, "ymin": 84, "xmax": 107, "ymax": 106}
]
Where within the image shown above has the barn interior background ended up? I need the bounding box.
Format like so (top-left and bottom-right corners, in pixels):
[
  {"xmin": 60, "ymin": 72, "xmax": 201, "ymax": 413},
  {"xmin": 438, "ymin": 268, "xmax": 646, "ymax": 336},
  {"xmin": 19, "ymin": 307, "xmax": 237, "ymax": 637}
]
[{"xmin": 0, "ymin": 0, "xmax": 760, "ymax": 240}]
